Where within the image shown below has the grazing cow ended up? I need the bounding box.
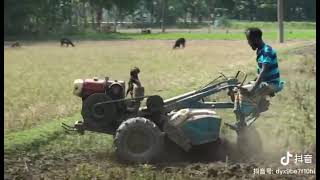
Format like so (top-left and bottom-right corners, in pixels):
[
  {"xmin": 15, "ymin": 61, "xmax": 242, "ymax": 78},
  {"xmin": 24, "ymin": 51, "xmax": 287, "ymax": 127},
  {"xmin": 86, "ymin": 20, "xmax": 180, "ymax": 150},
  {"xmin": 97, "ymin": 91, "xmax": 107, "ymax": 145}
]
[
  {"xmin": 141, "ymin": 29, "xmax": 151, "ymax": 34},
  {"xmin": 60, "ymin": 38, "xmax": 75, "ymax": 47},
  {"xmin": 173, "ymin": 38, "xmax": 186, "ymax": 49},
  {"xmin": 11, "ymin": 42, "xmax": 21, "ymax": 47}
]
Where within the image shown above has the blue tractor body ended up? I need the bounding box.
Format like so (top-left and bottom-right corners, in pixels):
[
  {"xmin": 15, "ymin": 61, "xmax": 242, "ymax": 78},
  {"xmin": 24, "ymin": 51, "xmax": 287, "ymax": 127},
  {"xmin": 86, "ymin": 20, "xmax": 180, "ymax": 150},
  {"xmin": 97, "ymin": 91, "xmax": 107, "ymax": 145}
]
[
  {"xmin": 180, "ymin": 115, "xmax": 221, "ymax": 145},
  {"xmin": 163, "ymin": 108, "xmax": 223, "ymax": 151}
]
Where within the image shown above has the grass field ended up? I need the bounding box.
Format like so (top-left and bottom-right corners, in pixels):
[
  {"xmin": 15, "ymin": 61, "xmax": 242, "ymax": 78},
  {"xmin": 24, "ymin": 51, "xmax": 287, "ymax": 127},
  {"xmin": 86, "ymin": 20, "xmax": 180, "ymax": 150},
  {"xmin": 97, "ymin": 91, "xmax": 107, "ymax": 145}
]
[
  {"xmin": 226, "ymin": 20, "xmax": 316, "ymax": 30},
  {"xmin": 5, "ymin": 29, "xmax": 316, "ymax": 41},
  {"xmin": 4, "ymin": 39, "xmax": 312, "ymax": 132},
  {"xmin": 5, "ymin": 21, "xmax": 316, "ymax": 41},
  {"xmin": 4, "ymin": 29, "xmax": 316, "ymax": 179},
  {"xmin": 81, "ymin": 30, "xmax": 316, "ymax": 40}
]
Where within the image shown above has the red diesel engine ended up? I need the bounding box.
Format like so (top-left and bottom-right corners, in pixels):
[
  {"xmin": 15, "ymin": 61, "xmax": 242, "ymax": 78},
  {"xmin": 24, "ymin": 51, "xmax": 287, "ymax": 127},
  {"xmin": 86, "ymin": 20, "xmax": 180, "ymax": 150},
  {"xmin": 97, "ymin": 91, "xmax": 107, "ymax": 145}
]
[
  {"xmin": 73, "ymin": 77, "xmax": 125, "ymax": 100},
  {"xmin": 72, "ymin": 77, "xmax": 127, "ymax": 132}
]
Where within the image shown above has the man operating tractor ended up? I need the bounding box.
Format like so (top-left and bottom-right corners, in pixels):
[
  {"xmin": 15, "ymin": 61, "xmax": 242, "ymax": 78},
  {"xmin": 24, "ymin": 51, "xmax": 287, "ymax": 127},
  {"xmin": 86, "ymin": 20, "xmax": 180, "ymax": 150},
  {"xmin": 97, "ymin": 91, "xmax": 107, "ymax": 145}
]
[
  {"xmin": 231, "ymin": 27, "xmax": 284, "ymax": 128},
  {"xmin": 244, "ymin": 27, "xmax": 282, "ymax": 96}
]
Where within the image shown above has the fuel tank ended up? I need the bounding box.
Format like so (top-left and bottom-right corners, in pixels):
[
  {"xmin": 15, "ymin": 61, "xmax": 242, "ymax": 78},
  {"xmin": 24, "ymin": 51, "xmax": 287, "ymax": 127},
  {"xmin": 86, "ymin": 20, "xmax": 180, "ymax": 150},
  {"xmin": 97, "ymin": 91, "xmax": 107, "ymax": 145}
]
[{"xmin": 82, "ymin": 78, "xmax": 106, "ymax": 97}]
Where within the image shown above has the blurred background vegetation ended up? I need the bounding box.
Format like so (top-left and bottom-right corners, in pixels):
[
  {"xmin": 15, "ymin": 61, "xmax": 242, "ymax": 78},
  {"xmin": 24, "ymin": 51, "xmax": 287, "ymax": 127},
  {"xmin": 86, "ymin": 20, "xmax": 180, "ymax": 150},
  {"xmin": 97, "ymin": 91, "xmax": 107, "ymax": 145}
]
[{"xmin": 4, "ymin": 0, "xmax": 316, "ymax": 38}]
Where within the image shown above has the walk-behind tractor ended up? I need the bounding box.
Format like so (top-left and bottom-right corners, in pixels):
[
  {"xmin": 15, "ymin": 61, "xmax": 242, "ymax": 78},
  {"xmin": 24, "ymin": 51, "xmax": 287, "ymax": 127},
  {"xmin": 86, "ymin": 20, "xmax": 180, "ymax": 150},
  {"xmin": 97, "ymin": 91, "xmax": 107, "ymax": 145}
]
[{"xmin": 62, "ymin": 71, "xmax": 281, "ymax": 163}]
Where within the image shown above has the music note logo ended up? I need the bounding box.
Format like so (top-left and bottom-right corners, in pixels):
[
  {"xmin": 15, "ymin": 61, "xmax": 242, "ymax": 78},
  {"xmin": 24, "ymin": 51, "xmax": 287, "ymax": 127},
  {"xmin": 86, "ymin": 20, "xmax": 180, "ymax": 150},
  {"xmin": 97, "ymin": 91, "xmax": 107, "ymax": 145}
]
[{"xmin": 280, "ymin": 151, "xmax": 293, "ymax": 166}]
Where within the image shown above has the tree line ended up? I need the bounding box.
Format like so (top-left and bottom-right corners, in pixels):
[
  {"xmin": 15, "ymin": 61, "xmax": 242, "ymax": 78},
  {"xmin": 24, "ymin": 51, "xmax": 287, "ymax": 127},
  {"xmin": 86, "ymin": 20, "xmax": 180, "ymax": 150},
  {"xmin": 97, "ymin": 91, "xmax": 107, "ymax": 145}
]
[{"xmin": 4, "ymin": 0, "xmax": 316, "ymax": 36}]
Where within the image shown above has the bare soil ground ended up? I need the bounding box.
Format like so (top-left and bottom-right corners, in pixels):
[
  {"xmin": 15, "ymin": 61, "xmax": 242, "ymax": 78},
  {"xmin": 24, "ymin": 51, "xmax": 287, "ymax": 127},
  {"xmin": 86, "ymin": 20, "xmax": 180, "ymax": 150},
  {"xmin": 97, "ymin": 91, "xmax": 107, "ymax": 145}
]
[{"xmin": 4, "ymin": 140, "xmax": 316, "ymax": 180}]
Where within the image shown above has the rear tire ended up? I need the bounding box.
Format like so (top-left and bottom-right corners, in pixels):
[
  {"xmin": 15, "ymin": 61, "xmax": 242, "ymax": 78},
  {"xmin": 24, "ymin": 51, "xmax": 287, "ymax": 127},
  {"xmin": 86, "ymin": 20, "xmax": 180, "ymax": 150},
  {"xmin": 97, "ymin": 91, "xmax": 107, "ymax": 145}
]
[{"xmin": 114, "ymin": 117, "xmax": 164, "ymax": 163}]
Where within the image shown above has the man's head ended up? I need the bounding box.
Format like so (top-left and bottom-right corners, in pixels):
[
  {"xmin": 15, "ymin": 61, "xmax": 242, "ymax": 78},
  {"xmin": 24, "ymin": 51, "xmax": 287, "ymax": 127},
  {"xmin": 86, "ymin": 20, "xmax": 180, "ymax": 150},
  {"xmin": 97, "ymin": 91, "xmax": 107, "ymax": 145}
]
[{"xmin": 245, "ymin": 28, "xmax": 263, "ymax": 50}]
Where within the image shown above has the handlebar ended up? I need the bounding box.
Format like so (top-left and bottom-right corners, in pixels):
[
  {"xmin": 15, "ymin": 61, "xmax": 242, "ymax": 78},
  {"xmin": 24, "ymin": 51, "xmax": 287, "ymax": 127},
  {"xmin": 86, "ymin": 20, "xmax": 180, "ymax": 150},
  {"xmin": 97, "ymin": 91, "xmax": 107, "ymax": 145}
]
[
  {"xmin": 235, "ymin": 71, "xmax": 247, "ymax": 86},
  {"xmin": 198, "ymin": 71, "xmax": 248, "ymax": 91},
  {"xmin": 219, "ymin": 72, "xmax": 228, "ymax": 80},
  {"xmin": 225, "ymin": 84, "xmax": 241, "ymax": 89}
]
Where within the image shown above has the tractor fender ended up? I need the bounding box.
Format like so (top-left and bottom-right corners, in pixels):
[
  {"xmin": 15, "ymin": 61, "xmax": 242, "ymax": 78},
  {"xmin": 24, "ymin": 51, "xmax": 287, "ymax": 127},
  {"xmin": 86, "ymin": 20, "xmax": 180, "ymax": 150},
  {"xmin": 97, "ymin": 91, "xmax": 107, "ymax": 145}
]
[{"xmin": 169, "ymin": 109, "xmax": 190, "ymax": 127}]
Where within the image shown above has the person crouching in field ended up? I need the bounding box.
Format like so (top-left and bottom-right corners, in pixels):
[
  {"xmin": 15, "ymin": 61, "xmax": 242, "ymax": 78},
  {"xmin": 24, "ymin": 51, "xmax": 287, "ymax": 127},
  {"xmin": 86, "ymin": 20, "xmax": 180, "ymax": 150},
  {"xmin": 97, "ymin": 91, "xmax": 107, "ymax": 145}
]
[{"xmin": 232, "ymin": 27, "xmax": 284, "ymax": 128}]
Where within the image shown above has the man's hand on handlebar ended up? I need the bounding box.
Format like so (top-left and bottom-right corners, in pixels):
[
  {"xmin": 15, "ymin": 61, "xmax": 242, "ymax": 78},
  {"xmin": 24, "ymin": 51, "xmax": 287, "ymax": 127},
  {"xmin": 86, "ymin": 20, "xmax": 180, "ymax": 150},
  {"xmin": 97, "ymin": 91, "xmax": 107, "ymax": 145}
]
[{"xmin": 237, "ymin": 86, "xmax": 252, "ymax": 96}]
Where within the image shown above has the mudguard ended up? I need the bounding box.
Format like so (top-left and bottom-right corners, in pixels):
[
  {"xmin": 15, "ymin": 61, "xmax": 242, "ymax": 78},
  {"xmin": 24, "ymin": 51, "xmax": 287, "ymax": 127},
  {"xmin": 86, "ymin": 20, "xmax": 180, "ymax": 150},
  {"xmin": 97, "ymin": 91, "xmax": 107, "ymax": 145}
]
[
  {"xmin": 181, "ymin": 114, "xmax": 221, "ymax": 145},
  {"xmin": 164, "ymin": 109, "xmax": 222, "ymax": 150}
]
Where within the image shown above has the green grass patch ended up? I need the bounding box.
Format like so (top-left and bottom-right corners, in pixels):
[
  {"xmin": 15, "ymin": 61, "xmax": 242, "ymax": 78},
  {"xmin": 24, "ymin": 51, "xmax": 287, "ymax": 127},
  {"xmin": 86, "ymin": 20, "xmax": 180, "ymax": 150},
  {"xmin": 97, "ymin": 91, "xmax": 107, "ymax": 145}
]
[
  {"xmin": 228, "ymin": 20, "xmax": 316, "ymax": 30},
  {"xmin": 6, "ymin": 29, "xmax": 316, "ymax": 41},
  {"xmin": 4, "ymin": 114, "xmax": 79, "ymax": 153},
  {"xmin": 147, "ymin": 30, "xmax": 314, "ymax": 40}
]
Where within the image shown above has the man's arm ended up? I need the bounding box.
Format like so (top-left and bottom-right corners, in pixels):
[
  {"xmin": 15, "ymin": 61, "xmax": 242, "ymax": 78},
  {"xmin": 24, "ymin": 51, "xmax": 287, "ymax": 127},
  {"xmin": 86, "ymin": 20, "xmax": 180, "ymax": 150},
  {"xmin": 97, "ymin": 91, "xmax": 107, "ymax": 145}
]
[{"xmin": 249, "ymin": 63, "xmax": 269, "ymax": 94}]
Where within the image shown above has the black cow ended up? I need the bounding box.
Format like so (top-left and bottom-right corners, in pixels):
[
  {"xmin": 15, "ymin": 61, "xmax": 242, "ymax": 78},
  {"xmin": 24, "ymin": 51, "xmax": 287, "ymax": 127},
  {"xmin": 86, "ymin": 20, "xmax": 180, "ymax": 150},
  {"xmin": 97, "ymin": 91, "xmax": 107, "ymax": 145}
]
[
  {"xmin": 60, "ymin": 38, "xmax": 75, "ymax": 47},
  {"xmin": 11, "ymin": 42, "xmax": 21, "ymax": 47},
  {"xmin": 141, "ymin": 29, "xmax": 151, "ymax": 34},
  {"xmin": 173, "ymin": 38, "xmax": 186, "ymax": 49}
]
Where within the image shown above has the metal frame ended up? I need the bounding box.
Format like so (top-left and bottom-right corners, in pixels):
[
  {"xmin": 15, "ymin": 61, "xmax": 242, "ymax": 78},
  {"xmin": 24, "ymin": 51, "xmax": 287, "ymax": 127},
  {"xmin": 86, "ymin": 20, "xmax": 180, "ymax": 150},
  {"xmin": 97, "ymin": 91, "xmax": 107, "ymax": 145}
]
[{"xmin": 62, "ymin": 71, "xmax": 254, "ymax": 134}]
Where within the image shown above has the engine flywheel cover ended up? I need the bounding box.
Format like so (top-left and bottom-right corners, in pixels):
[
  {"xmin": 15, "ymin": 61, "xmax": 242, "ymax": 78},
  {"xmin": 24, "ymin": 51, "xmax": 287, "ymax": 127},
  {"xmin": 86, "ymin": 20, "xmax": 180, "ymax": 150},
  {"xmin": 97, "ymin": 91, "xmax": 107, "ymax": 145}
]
[{"xmin": 82, "ymin": 93, "xmax": 117, "ymax": 126}]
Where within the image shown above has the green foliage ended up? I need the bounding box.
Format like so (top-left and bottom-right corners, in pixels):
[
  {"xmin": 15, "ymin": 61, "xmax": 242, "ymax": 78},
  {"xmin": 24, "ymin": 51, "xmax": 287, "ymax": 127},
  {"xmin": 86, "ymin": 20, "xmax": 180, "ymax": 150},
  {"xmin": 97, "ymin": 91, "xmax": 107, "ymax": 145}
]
[
  {"xmin": 256, "ymin": 2, "xmax": 277, "ymax": 21},
  {"xmin": 4, "ymin": 28, "xmax": 316, "ymax": 41},
  {"xmin": 228, "ymin": 20, "xmax": 316, "ymax": 30},
  {"xmin": 4, "ymin": 0, "xmax": 316, "ymax": 36},
  {"xmin": 214, "ymin": 16, "xmax": 231, "ymax": 28},
  {"xmin": 4, "ymin": 114, "xmax": 79, "ymax": 153}
]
